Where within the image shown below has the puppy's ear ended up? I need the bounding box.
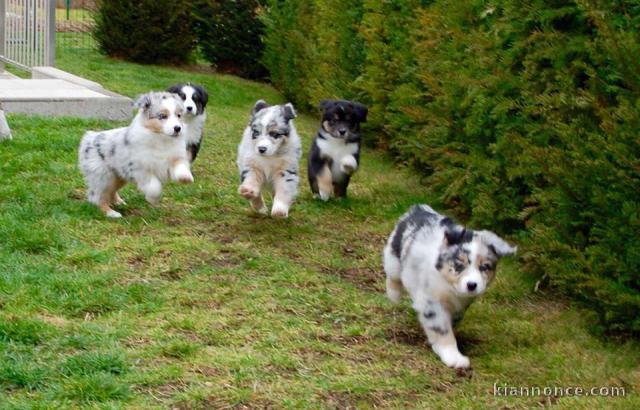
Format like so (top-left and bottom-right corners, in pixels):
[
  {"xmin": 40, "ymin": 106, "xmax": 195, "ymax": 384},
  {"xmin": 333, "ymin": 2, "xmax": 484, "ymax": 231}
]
[
  {"xmin": 319, "ymin": 99, "xmax": 333, "ymax": 112},
  {"xmin": 354, "ymin": 102, "xmax": 368, "ymax": 123},
  {"xmin": 252, "ymin": 99, "xmax": 269, "ymax": 116},
  {"xmin": 283, "ymin": 103, "xmax": 297, "ymax": 121},
  {"xmin": 479, "ymin": 230, "xmax": 517, "ymax": 257},
  {"xmin": 134, "ymin": 93, "xmax": 152, "ymax": 112},
  {"xmin": 166, "ymin": 84, "xmax": 182, "ymax": 94},
  {"xmin": 441, "ymin": 218, "xmax": 473, "ymax": 246},
  {"xmin": 194, "ymin": 85, "xmax": 209, "ymax": 108}
]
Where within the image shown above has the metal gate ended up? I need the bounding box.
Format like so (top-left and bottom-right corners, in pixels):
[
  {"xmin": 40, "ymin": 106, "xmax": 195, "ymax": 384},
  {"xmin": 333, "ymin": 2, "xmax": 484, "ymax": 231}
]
[{"xmin": 0, "ymin": 0, "xmax": 55, "ymax": 70}]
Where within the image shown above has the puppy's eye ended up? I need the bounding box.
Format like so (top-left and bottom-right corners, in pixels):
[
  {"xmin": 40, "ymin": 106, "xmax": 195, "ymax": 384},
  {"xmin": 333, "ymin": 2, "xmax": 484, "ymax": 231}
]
[
  {"xmin": 271, "ymin": 131, "xmax": 287, "ymax": 139},
  {"xmin": 479, "ymin": 263, "xmax": 493, "ymax": 272},
  {"xmin": 252, "ymin": 129, "xmax": 259, "ymax": 139},
  {"xmin": 454, "ymin": 261, "xmax": 465, "ymax": 272},
  {"xmin": 158, "ymin": 113, "xmax": 168, "ymax": 120},
  {"xmin": 177, "ymin": 113, "xmax": 182, "ymax": 118}
]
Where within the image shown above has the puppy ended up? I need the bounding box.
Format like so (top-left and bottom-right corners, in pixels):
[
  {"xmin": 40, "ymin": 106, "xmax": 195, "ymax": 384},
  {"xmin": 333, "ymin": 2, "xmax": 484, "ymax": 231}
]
[
  {"xmin": 383, "ymin": 205, "xmax": 517, "ymax": 368},
  {"xmin": 308, "ymin": 99, "xmax": 368, "ymax": 200},
  {"xmin": 78, "ymin": 92, "xmax": 193, "ymax": 218},
  {"xmin": 237, "ymin": 100, "xmax": 301, "ymax": 218},
  {"xmin": 166, "ymin": 83, "xmax": 209, "ymax": 162}
]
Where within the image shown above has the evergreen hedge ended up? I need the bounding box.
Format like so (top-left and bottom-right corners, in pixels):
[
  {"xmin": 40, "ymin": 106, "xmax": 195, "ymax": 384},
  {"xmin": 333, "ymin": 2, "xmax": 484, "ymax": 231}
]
[
  {"xmin": 192, "ymin": 0, "xmax": 268, "ymax": 79},
  {"xmin": 263, "ymin": 0, "xmax": 640, "ymax": 336},
  {"xmin": 93, "ymin": 0, "xmax": 196, "ymax": 65},
  {"xmin": 262, "ymin": 0, "xmax": 366, "ymax": 109}
]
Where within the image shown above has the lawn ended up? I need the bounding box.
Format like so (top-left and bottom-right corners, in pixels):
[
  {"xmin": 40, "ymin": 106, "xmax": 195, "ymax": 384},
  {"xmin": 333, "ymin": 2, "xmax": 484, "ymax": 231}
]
[{"xmin": 0, "ymin": 48, "xmax": 637, "ymax": 408}]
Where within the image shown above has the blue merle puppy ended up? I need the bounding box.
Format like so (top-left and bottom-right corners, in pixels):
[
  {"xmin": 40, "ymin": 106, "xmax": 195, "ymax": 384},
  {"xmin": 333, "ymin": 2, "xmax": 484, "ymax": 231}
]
[
  {"xmin": 237, "ymin": 100, "xmax": 301, "ymax": 218},
  {"xmin": 308, "ymin": 99, "xmax": 368, "ymax": 200},
  {"xmin": 383, "ymin": 205, "xmax": 517, "ymax": 368},
  {"xmin": 78, "ymin": 92, "xmax": 191, "ymax": 218}
]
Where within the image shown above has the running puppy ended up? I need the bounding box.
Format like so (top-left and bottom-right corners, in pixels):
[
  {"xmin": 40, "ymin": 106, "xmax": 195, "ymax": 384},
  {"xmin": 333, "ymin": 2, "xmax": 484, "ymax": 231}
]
[
  {"xmin": 237, "ymin": 100, "xmax": 301, "ymax": 218},
  {"xmin": 308, "ymin": 99, "xmax": 368, "ymax": 200},
  {"xmin": 78, "ymin": 91, "xmax": 192, "ymax": 218},
  {"xmin": 383, "ymin": 205, "xmax": 517, "ymax": 368},
  {"xmin": 166, "ymin": 83, "xmax": 208, "ymax": 162}
]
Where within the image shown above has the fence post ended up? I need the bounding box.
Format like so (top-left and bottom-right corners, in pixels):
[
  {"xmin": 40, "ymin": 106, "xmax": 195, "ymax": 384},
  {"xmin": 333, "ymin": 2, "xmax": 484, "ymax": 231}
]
[
  {"xmin": 0, "ymin": 0, "xmax": 5, "ymax": 71},
  {"xmin": 46, "ymin": 0, "xmax": 55, "ymax": 66}
]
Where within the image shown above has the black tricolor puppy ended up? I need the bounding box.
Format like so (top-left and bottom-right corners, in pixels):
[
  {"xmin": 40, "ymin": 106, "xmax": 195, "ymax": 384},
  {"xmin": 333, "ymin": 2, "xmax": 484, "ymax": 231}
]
[
  {"xmin": 166, "ymin": 83, "xmax": 209, "ymax": 162},
  {"xmin": 308, "ymin": 99, "xmax": 368, "ymax": 200}
]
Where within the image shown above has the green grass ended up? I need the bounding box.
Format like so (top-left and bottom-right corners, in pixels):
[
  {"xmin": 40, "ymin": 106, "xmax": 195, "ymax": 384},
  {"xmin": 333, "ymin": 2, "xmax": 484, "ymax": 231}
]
[{"xmin": 0, "ymin": 47, "xmax": 637, "ymax": 408}]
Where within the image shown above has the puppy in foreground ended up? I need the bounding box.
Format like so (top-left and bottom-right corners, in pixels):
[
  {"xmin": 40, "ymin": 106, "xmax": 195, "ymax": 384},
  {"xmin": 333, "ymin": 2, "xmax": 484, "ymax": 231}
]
[
  {"xmin": 166, "ymin": 83, "xmax": 208, "ymax": 162},
  {"xmin": 237, "ymin": 100, "xmax": 301, "ymax": 218},
  {"xmin": 384, "ymin": 205, "xmax": 517, "ymax": 368},
  {"xmin": 308, "ymin": 99, "xmax": 368, "ymax": 200},
  {"xmin": 78, "ymin": 92, "xmax": 192, "ymax": 218}
]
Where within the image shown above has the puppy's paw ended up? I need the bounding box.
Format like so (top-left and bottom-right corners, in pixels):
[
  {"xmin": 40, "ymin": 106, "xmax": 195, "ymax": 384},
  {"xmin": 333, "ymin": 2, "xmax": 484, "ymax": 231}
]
[
  {"xmin": 251, "ymin": 201, "xmax": 269, "ymax": 215},
  {"xmin": 142, "ymin": 179, "xmax": 163, "ymax": 204},
  {"xmin": 434, "ymin": 346, "xmax": 470, "ymax": 369},
  {"xmin": 172, "ymin": 163, "xmax": 194, "ymax": 184},
  {"xmin": 177, "ymin": 172, "xmax": 194, "ymax": 184},
  {"xmin": 450, "ymin": 355, "xmax": 470, "ymax": 369},
  {"xmin": 271, "ymin": 201, "xmax": 289, "ymax": 218},
  {"xmin": 105, "ymin": 209, "xmax": 123, "ymax": 218},
  {"xmin": 145, "ymin": 193, "xmax": 162, "ymax": 205},
  {"xmin": 113, "ymin": 195, "xmax": 126, "ymax": 206},
  {"xmin": 341, "ymin": 164, "xmax": 356, "ymax": 175},
  {"xmin": 315, "ymin": 190, "xmax": 331, "ymax": 202},
  {"xmin": 340, "ymin": 156, "xmax": 358, "ymax": 175},
  {"xmin": 386, "ymin": 288, "xmax": 402, "ymax": 304},
  {"xmin": 239, "ymin": 185, "xmax": 259, "ymax": 200}
]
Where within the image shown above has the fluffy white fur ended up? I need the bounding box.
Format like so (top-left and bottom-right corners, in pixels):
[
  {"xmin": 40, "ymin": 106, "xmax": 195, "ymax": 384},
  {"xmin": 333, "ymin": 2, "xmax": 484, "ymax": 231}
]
[
  {"xmin": 237, "ymin": 100, "xmax": 301, "ymax": 218},
  {"xmin": 384, "ymin": 205, "xmax": 517, "ymax": 368},
  {"xmin": 78, "ymin": 92, "xmax": 192, "ymax": 218}
]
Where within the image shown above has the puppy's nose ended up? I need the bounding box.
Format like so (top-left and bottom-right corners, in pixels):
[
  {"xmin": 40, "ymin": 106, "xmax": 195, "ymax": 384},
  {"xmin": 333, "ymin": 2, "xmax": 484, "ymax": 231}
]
[
  {"xmin": 174, "ymin": 125, "xmax": 182, "ymax": 134},
  {"xmin": 258, "ymin": 146, "xmax": 267, "ymax": 154},
  {"xmin": 187, "ymin": 106, "xmax": 193, "ymax": 112},
  {"xmin": 339, "ymin": 128, "xmax": 347, "ymax": 135},
  {"xmin": 466, "ymin": 282, "xmax": 477, "ymax": 292}
]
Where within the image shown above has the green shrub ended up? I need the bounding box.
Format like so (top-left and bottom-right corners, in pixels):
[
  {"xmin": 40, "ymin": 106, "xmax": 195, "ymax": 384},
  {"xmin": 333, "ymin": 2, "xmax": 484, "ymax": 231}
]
[
  {"xmin": 93, "ymin": 0, "xmax": 195, "ymax": 64},
  {"xmin": 262, "ymin": 0, "xmax": 314, "ymax": 105},
  {"xmin": 193, "ymin": 0, "xmax": 268, "ymax": 79},
  {"xmin": 262, "ymin": 0, "xmax": 365, "ymax": 109},
  {"xmin": 262, "ymin": 0, "xmax": 640, "ymax": 336}
]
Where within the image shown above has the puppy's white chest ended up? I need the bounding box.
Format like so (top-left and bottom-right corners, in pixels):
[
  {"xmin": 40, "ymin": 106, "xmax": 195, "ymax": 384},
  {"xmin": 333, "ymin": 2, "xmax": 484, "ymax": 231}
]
[
  {"xmin": 317, "ymin": 137, "xmax": 358, "ymax": 162},
  {"xmin": 428, "ymin": 273, "xmax": 469, "ymax": 314},
  {"xmin": 184, "ymin": 113, "xmax": 206, "ymax": 145}
]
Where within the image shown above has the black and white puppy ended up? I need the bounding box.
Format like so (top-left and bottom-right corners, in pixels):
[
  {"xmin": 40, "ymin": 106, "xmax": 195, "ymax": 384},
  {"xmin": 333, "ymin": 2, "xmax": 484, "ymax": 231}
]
[
  {"xmin": 166, "ymin": 83, "xmax": 208, "ymax": 162},
  {"xmin": 237, "ymin": 100, "xmax": 301, "ymax": 218},
  {"xmin": 308, "ymin": 99, "xmax": 368, "ymax": 200},
  {"xmin": 384, "ymin": 205, "xmax": 517, "ymax": 368}
]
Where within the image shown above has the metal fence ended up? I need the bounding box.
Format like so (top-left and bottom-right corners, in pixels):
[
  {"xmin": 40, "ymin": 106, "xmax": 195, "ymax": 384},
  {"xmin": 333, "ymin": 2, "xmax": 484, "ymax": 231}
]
[
  {"xmin": 0, "ymin": 0, "xmax": 55, "ymax": 69},
  {"xmin": 56, "ymin": 0, "xmax": 96, "ymax": 57},
  {"xmin": 0, "ymin": 0, "xmax": 95, "ymax": 71}
]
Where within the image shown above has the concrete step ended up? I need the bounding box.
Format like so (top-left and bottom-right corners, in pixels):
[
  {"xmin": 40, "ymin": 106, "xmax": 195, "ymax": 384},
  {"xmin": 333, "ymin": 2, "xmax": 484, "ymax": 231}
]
[
  {"xmin": 0, "ymin": 78, "xmax": 132, "ymax": 121},
  {"xmin": 0, "ymin": 70, "xmax": 20, "ymax": 79},
  {"xmin": 32, "ymin": 66, "xmax": 105, "ymax": 93}
]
